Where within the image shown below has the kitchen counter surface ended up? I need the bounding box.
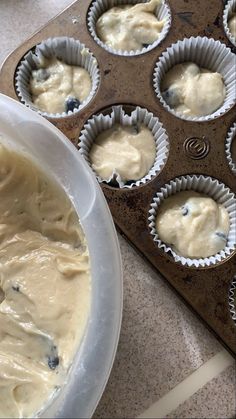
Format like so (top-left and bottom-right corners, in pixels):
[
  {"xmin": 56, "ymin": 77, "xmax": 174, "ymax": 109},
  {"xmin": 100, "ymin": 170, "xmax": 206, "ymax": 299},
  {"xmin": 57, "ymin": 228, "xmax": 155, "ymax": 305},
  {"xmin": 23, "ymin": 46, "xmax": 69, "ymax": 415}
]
[{"xmin": 0, "ymin": 1, "xmax": 235, "ymax": 418}]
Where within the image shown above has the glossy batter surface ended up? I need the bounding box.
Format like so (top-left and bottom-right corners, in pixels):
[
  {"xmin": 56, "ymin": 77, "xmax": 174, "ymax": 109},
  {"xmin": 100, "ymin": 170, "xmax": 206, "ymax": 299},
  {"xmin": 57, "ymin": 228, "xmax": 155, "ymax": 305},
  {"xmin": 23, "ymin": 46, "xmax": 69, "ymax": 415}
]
[
  {"xmin": 30, "ymin": 58, "xmax": 92, "ymax": 114},
  {"xmin": 96, "ymin": 0, "xmax": 164, "ymax": 51},
  {"xmin": 162, "ymin": 62, "xmax": 225, "ymax": 117},
  {"xmin": 155, "ymin": 191, "xmax": 230, "ymax": 258},
  {"xmin": 89, "ymin": 123, "xmax": 156, "ymax": 183},
  {"xmin": 0, "ymin": 145, "xmax": 91, "ymax": 418},
  {"xmin": 228, "ymin": 13, "xmax": 236, "ymax": 38}
]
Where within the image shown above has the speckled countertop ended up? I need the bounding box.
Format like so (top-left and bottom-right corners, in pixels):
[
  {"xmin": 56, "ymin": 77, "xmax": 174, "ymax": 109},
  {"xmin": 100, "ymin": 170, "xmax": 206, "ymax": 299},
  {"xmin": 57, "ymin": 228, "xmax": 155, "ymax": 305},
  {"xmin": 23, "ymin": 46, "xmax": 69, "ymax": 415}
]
[{"xmin": 0, "ymin": 1, "xmax": 235, "ymax": 418}]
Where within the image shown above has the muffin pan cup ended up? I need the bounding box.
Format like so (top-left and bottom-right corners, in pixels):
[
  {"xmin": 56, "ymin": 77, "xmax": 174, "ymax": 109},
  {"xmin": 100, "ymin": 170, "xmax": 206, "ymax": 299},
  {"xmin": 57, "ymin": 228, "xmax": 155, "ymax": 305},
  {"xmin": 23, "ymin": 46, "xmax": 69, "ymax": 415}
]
[
  {"xmin": 15, "ymin": 36, "xmax": 100, "ymax": 118},
  {"xmin": 153, "ymin": 36, "xmax": 236, "ymax": 122},
  {"xmin": 0, "ymin": 0, "xmax": 236, "ymax": 355},
  {"xmin": 229, "ymin": 275, "xmax": 236, "ymax": 323},
  {"xmin": 148, "ymin": 174, "xmax": 236, "ymax": 268},
  {"xmin": 79, "ymin": 105, "xmax": 169, "ymax": 188},
  {"xmin": 223, "ymin": 0, "xmax": 236, "ymax": 47},
  {"xmin": 87, "ymin": 0, "xmax": 171, "ymax": 56},
  {"xmin": 225, "ymin": 122, "xmax": 236, "ymax": 176}
]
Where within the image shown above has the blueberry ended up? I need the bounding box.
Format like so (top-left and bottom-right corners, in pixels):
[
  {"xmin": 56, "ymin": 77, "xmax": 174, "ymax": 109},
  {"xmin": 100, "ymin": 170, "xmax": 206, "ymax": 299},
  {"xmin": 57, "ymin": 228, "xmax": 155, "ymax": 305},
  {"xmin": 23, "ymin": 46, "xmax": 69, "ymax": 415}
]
[
  {"xmin": 142, "ymin": 43, "xmax": 150, "ymax": 48},
  {"xmin": 47, "ymin": 345, "xmax": 59, "ymax": 370},
  {"xmin": 162, "ymin": 86, "xmax": 181, "ymax": 108},
  {"xmin": 65, "ymin": 97, "xmax": 81, "ymax": 113},
  {"xmin": 182, "ymin": 206, "xmax": 189, "ymax": 216},
  {"xmin": 48, "ymin": 355, "xmax": 59, "ymax": 370},
  {"xmin": 215, "ymin": 232, "xmax": 227, "ymax": 241},
  {"xmin": 33, "ymin": 68, "xmax": 50, "ymax": 82},
  {"xmin": 12, "ymin": 285, "xmax": 20, "ymax": 292}
]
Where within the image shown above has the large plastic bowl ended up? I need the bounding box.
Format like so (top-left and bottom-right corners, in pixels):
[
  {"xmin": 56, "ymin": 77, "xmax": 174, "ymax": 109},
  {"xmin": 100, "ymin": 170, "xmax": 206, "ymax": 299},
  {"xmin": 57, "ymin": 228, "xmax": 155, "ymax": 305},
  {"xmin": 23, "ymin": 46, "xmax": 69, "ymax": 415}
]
[{"xmin": 0, "ymin": 94, "xmax": 123, "ymax": 418}]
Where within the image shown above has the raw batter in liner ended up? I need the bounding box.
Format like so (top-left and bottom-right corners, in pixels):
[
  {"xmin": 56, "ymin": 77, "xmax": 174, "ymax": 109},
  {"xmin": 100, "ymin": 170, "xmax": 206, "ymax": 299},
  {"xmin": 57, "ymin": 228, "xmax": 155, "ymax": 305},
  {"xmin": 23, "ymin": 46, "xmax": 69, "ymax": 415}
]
[
  {"xmin": 96, "ymin": 0, "xmax": 164, "ymax": 51},
  {"xmin": 89, "ymin": 123, "xmax": 156, "ymax": 183},
  {"xmin": 228, "ymin": 13, "xmax": 236, "ymax": 38},
  {"xmin": 155, "ymin": 191, "xmax": 230, "ymax": 258},
  {"xmin": 161, "ymin": 62, "xmax": 225, "ymax": 117},
  {"xmin": 30, "ymin": 57, "xmax": 92, "ymax": 114},
  {"xmin": 0, "ymin": 145, "xmax": 91, "ymax": 418}
]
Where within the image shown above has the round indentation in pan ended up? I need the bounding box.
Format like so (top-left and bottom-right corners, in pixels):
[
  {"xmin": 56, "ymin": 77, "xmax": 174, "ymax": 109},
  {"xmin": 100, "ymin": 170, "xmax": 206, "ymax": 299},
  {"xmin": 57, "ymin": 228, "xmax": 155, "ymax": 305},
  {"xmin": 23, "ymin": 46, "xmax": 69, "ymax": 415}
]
[
  {"xmin": 79, "ymin": 104, "xmax": 169, "ymax": 188},
  {"xmin": 15, "ymin": 37, "xmax": 100, "ymax": 118},
  {"xmin": 148, "ymin": 174, "xmax": 236, "ymax": 268},
  {"xmin": 229, "ymin": 275, "xmax": 236, "ymax": 324},
  {"xmin": 225, "ymin": 122, "xmax": 236, "ymax": 176},
  {"xmin": 153, "ymin": 36, "xmax": 236, "ymax": 122},
  {"xmin": 223, "ymin": 0, "xmax": 236, "ymax": 47},
  {"xmin": 87, "ymin": 0, "xmax": 171, "ymax": 56}
]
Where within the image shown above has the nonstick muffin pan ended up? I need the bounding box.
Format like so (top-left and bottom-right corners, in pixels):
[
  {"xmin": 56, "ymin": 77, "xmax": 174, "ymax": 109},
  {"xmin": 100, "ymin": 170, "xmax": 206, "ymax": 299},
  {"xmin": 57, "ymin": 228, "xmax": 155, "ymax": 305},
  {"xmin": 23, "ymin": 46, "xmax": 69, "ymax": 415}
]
[{"xmin": 0, "ymin": 0, "xmax": 235, "ymax": 356}]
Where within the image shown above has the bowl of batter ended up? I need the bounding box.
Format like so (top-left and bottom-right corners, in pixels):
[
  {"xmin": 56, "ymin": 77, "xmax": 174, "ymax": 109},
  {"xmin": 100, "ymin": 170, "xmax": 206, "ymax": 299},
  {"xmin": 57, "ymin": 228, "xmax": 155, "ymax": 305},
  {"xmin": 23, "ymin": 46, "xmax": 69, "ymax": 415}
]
[
  {"xmin": 15, "ymin": 37, "xmax": 100, "ymax": 117},
  {"xmin": 79, "ymin": 105, "xmax": 169, "ymax": 188},
  {"xmin": 153, "ymin": 36, "xmax": 236, "ymax": 121},
  {"xmin": 88, "ymin": 0, "xmax": 171, "ymax": 56},
  {"xmin": 0, "ymin": 93, "xmax": 122, "ymax": 418},
  {"xmin": 223, "ymin": 0, "xmax": 236, "ymax": 47},
  {"xmin": 149, "ymin": 174, "xmax": 236, "ymax": 267}
]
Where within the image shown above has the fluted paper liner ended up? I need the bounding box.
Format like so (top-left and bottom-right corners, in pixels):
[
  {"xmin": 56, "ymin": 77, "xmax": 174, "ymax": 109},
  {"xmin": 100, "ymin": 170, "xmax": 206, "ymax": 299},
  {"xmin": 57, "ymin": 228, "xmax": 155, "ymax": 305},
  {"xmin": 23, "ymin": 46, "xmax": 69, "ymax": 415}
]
[
  {"xmin": 15, "ymin": 37, "xmax": 100, "ymax": 118},
  {"xmin": 225, "ymin": 122, "xmax": 236, "ymax": 176},
  {"xmin": 148, "ymin": 175, "xmax": 236, "ymax": 267},
  {"xmin": 229, "ymin": 275, "xmax": 236, "ymax": 323},
  {"xmin": 87, "ymin": 0, "xmax": 171, "ymax": 56},
  {"xmin": 153, "ymin": 36, "xmax": 236, "ymax": 122},
  {"xmin": 223, "ymin": 0, "xmax": 236, "ymax": 47},
  {"xmin": 79, "ymin": 105, "xmax": 169, "ymax": 188}
]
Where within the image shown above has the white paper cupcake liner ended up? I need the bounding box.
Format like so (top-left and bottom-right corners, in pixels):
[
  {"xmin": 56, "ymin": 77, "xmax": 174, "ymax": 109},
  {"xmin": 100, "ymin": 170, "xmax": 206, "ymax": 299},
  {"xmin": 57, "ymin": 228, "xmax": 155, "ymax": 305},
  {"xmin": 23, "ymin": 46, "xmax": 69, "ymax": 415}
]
[
  {"xmin": 15, "ymin": 37, "xmax": 100, "ymax": 118},
  {"xmin": 87, "ymin": 0, "xmax": 171, "ymax": 56},
  {"xmin": 79, "ymin": 105, "xmax": 169, "ymax": 188},
  {"xmin": 153, "ymin": 36, "xmax": 236, "ymax": 122},
  {"xmin": 223, "ymin": 0, "xmax": 236, "ymax": 47},
  {"xmin": 229, "ymin": 275, "xmax": 236, "ymax": 323},
  {"xmin": 225, "ymin": 122, "xmax": 236, "ymax": 176},
  {"xmin": 148, "ymin": 174, "xmax": 236, "ymax": 267}
]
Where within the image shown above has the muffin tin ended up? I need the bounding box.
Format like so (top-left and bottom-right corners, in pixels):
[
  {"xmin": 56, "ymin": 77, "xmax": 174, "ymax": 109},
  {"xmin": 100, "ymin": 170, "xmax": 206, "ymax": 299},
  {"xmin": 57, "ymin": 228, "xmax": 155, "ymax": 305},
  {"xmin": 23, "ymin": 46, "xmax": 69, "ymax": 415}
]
[
  {"xmin": 0, "ymin": 0, "xmax": 235, "ymax": 355},
  {"xmin": 15, "ymin": 36, "xmax": 100, "ymax": 118}
]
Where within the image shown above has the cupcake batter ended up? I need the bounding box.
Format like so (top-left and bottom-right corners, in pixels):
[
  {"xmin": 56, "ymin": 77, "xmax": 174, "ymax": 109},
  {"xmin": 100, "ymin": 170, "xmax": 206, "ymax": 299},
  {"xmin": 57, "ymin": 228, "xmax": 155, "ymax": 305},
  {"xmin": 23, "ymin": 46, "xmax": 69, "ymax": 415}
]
[
  {"xmin": 228, "ymin": 13, "xmax": 236, "ymax": 39},
  {"xmin": 0, "ymin": 145, "xmax": 91, "ymax": 418},
  {"xmin": 89, "ymin": 123, "xmax": 156, "ymax": 183},
  {"xmin": 161, "ymin": 62, "xmax": 225, "ymax": 117},
  {"xmin": 30, "ymin": 58, "xmax": 92, "ymax": 114},
  {"xmin": 96, "ymin": 0, "xmax": 164, "ymax": 51},
  {"xmin": 155, "ymin": 191, "xmax": 230, "ymax": 258}
]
